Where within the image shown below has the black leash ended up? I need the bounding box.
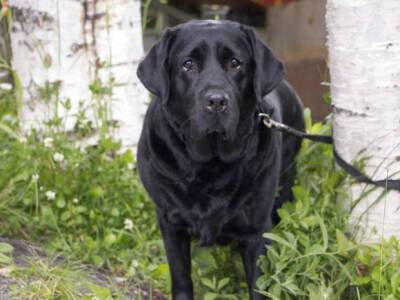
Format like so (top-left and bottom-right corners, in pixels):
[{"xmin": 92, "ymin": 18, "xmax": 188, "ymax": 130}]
[{"xmin": 259, "ymin": 113, "xmax": 400, "ymax": 192}]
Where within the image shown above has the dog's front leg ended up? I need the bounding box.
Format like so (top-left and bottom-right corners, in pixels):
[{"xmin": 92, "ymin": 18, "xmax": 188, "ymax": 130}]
[
  {"xmin": 158, "ymin": 215, "xmax": 193, "ymax": 300},
  {"xmin": 239, "ymin": 236, "xmax": 267, "ymax": 300}
]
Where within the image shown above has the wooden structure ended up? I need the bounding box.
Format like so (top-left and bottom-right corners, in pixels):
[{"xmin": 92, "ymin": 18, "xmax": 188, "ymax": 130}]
[
  {"xmin": 267, "ymin": 0, "xmax": 329, "ymax": 120},
  {"xmin": 147, "ymin": 0, "xmax": 328, "ymax": 120}
]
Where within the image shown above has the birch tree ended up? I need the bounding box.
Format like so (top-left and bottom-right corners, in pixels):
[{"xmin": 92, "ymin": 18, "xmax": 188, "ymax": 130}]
[
  {"xmin": 326, "ymin": 0, "xmax": 400, "ymax": 242},
  {"xmin": 9, "ymin": 0, "xmax": 147, "ymax": 148},
  {"xmin": 0, "ymin": 1, "xmax": 12, "ymax": 85}
]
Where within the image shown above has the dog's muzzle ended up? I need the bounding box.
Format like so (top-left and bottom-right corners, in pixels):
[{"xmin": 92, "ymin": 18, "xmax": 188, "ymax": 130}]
[{"xmin": 204, "ymin": 91, "xmax": 229, "ymax": 113}]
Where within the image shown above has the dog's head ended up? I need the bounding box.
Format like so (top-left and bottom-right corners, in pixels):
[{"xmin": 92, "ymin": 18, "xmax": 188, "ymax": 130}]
[{"xmin": 138, "ymin": 20, "xmax": 283, "ymax": 162}]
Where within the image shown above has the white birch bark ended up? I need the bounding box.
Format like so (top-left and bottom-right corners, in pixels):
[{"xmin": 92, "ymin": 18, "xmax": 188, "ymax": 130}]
[
  {"xmin": 9, "ymin": 0, "xmax": 147, "ymax": 148},
  {"xmin": 0, "ymin": 12, "xmax": 12, "ymax": 84},
  {"xmin": 326, "ymin": 0, "xmax": 400, "ymax": 243}
]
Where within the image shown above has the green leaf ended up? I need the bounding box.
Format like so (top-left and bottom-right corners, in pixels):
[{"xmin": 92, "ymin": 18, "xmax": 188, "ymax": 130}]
[
  {"xmin": 60, "ymin": 211, "xmax": 71, "ymax": 222},
  {"xmin": 201, "ymin": 277, "xmax": 216, "ymax": 290},
  {"xmin": 89, "ymin": 186, "xmax": 104, "ymax": 198},
  {"xmin": 56, "ymin": 198, "xmax": 66, "ymax": 208},
  {"xmin": 23, "ymin": 197, "xmax": 33, "ymax": 206},
  {"xmin": 41, "ymin": 206, "xmax": 57, "ymax": 229},
  {"xmin": 111, "ymin": 207, "xmax": 120, "ymax": 217},
  {"xmin": 152, "ymin": 263, "xmax": 169, "ymax": 278},
  {"xmin": 307, "ymin": 244, "xmax": 324, "ymax": 254},
  {"xmin": 257, "ymin": 274, "xmax": 272, "ymax": 290},
  {"xmin": 270, "ymin": 282, "xmax": 282, "ymax": 297},
  {"xmin": 391, "ymin": 272, "xmax": 400, "ymax": 293},
  {"xmin": 311, "ymin": 123, "xmax": 322, "ymax": 134},
  {"xmin": 282, "ymin": 280, "xmax": 303, "ymax": 295},
  {"xmin": 120, "ymin": 150, "xmax": 134, "ymax": 163},
  {"xmin": 277, "ymin": 208, "xmax": 290, "ymax": 220},
  {"xmin": 304, "ymin": 108, "xmax": 312, "ymax": 132},
  {"xmin": 88, "ymin": 283, "xmax": 112, "ymax": 298},
  {"xmin": 0, "ymin": 253, "xmax": 12, "ymax": 264},
  {"xmin": 292, "ymin": 186, "xmax": 307, "ymax": 202},
  {"xmin": 217, "ymin": 277, "xmax": 230, "ymax": 290},
  {"xmin": 11, "ymin": 170, "xmax": 31, "ymax": 182},
  {"xmin": 0, "ymin": 243, "xmax": 14, "ymax": 253},
  {"xmin": 104, "ymin": 233, "xmax": 117, "ymax": 246},
  {"xmin": 76, "ymin": 206, "xmax": 87, "ymax": 214},
  {"xmin": 317, "ymin": 214, "xmax": 328, "ymax": 251},
  {"xmin": 336, "ymin": 230, "xmax": 352, "ymax": 253},
  {"xmin": 204, "ymin": 292, "xmax": 218, "ymax": 300},
  {"xmin": 193, "ymin": 246, "xmax": 218, "ymax": 270},
  {"xmin": 264, "ymin": 233, "xmax": 300, "ymax": 254},
  {"xmin": 92, "ymin": 255, "xmax": 104, "ymax": 267},
  {"xmin": 356, "ymin": 247, "xmax": 372, "ymax": 265},
  {"xmin": 301, "ymin": 216, "xmax": 320, "ymax": 227}
]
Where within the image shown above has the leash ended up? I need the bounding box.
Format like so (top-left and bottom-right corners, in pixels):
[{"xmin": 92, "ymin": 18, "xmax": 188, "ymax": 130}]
[{"xmin": 259, "ymin": 113, "xmax": 400, "ymax": 192}]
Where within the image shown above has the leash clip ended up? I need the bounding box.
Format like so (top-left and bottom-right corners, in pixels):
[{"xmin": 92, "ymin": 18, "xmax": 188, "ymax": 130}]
[{"xmin": 259, "ymin": 113, "xmax": 288, "ymax": 130}]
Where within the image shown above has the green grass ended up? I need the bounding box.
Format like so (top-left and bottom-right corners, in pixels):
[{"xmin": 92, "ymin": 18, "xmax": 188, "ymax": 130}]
[
  {"xmin": 11, "ymin": 258, "xmax": 114, "ymax": 299},
  {"xmin": 0, "ymin": 240, "xmax": 140, "ymax": 299}
]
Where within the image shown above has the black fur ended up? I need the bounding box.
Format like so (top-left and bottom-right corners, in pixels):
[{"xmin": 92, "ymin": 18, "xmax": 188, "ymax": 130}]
[{"xmin": 137, "ymin": 20, "xmax": 304, "ymax": 300}]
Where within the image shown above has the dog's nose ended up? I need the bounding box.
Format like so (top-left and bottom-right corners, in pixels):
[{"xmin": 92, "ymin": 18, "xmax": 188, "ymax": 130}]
[{"xmin": 205, "ymin": 92, "xmax": 228, "ymax": 113}]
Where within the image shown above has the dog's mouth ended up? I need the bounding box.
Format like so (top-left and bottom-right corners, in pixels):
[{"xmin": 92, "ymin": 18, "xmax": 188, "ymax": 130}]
[
  {"xmin": 206, "ymin": 126, "xmax": 229, "ymax": 142},
  {"xmin": 208, "ymin": 132, "xmax": 225, "ymax": 154},
  {"xmin": 187, "ymin": 115, "xmax": 241, "ymax": 162}
]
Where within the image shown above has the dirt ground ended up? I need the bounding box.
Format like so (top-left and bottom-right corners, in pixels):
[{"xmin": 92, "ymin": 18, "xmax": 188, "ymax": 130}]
[{"xmin": 0, "ymin": 238, "xmax": 165, "ymax": 300}]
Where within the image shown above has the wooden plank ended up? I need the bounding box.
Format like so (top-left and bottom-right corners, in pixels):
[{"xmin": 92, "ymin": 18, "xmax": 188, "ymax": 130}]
[{"xmin": 254, "ymin": 0, "xmax": 300, "ymax": 6}]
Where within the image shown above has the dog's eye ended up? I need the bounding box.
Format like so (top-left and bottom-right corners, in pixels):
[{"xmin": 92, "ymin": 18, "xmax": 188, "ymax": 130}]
[
  {"xmin": 230, "ymin": 58, "xmax": 242, "ymax": 70},
  {"xmin": 182, "ymin": 59, "xmax": 195, "ymax": 72}
]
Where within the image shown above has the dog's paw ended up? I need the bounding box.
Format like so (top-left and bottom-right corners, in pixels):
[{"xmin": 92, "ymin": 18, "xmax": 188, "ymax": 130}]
[{"xmin": 174, "ymin": 292, "xmax": 194, "ymax": 300}]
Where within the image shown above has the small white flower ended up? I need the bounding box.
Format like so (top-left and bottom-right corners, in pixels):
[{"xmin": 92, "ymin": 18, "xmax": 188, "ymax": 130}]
[
  {"xmin": 131, "ymin": 260, "xmax": 139, "ymax": 268},
  {"xmin": 53, "ymin": 152, "xmax": 64, "ymax": 162},
  {"xmin": 40, "ymin": 186, "xmax": 44, "ymax": 191},
  {"xmin": 44, "ymin": 137, "xmax": 54, "ymax": 148},
  {"xmin": 2, "ymin": 115, "xmax": 14, "ymax": 122},
  {"xmin": 19, "ymin": 136, "xmax": 27, "ymax": 144},
  {"xmin": 45, "ymin": 190, "xmax": 56, "ymax": 200},
  {"xmin": 139, "ymin": 203, "xmax": 144, "ymax": 209},
  {"xmin": 72, "ymin": 198, "xmax": 79, "ymax": 204},
  {"xmin": 32, "ymin": 174, "xmax": 39, "ymax": 182},
  {"xmin": 0, "ymin": 267, "xmax": 12, "ymax": 277},
  {"xmin": 116, "ymin": 148, "xmax": 125, "ymax": 156},
  {"xmin": 124, "ymin": 218, "xmax": 134, "ymax": 230},
  {"xmin": 127, "ymin": 163, "xmax": 134, "ymax": 170},
  {"xmin": 0, "ymin": 83, "xmax": 12, "ymax": 90}
]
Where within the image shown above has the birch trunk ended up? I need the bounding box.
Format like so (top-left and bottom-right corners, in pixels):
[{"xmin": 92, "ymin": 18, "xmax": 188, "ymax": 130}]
[
  {"xmin": 9, "ymin": 0, "xmax": 147, "ymax": 148},
  {"xmin": 326, "ymin": 0, "xmax": 400, "ymax": 242},
  {"xmin": 0, "ymin": 5, "xmax": 12, "ymax": 84}
]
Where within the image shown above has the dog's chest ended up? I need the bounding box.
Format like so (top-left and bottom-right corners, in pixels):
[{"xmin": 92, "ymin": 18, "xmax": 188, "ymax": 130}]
[
  {"xmin": 165, "ymin": 161, "xmax": 260, "ymax": 242},
  {"xmin": 184, "ymin": 160, "xmax": 244, "ymax": 203}
]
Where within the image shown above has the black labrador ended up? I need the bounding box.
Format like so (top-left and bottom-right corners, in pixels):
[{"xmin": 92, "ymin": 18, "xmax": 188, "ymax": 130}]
[{"xmin": 136, "ymin": 20, "xmax": 304, "ymax": 300}]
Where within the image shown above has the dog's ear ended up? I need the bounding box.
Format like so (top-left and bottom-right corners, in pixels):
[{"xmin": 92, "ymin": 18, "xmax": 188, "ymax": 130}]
[
  {"xmin": 241, "ymin": 25, "xmax": 284, "ymax": 103},
  {"xmin": 137, "ymin": 28, "xmax": 174, "ymax": 104}
]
